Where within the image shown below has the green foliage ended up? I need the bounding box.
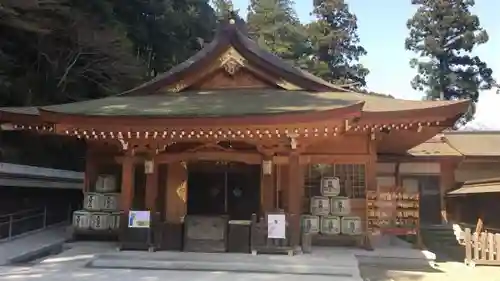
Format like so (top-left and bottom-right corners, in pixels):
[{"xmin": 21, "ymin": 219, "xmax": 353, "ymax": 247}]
[
  {"xmin": 212, "ymin": 0, "xmax": 236, "ymax": 20},
  {"xmin": 406, "ymin": 0, "xmax": 496, "ymax": 123},
  {"xmin": 299, "ymin": 0, "xmax": 368, "ymax": 87},
  {"xmin": 246, "ymin": 0, "xmax": 308, "ymax": 64},
  {"xmin": 0, "ymin": 0, "xmax": 217, "ymax": 106},
  {"xmin": 0, "ymin": 0, "xmax": 145, "ymax": 106}
]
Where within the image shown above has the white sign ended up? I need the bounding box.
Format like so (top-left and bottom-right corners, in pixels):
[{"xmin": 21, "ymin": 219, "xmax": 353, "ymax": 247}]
[
  {"xmin": 267, "ymin": 214, "xmax": 286, "ymax": 239},
  {"xmin": 321, "ymin": 177, "xmax": 340, "ymax": 196},
  {"xmin": 128, "ymin": 210, "xmax": 151, "ymax": 228}
]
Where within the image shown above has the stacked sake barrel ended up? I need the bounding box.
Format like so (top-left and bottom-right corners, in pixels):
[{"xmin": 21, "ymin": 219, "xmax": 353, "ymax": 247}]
[
  {"xmin": 302, "ymin": 177, "xmax": 362, "ymax": 236},
  {"xmin": 72, "ymin": 175, "xmax": 122, "ymax": 235}
]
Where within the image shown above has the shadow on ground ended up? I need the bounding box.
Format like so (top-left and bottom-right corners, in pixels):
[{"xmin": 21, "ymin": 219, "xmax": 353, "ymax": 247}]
[{"xmin": 359, "ymin": 262, "xmax": 445, "ymax": 281}]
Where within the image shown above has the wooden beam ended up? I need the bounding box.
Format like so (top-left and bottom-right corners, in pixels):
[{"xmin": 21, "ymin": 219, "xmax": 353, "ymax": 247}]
[
  {"xmin": 273, "ymin": 154, "xmax": 371, "ymax": 165},
  {"xmin": 156, "ymin": 151, "xmax": 263, "ymax": 164}
]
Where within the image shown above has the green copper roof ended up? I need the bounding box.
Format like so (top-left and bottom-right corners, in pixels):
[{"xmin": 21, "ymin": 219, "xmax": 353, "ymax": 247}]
[{"xmin": 40, "ymin": 90, "xmax": 360, "ymax": 117}]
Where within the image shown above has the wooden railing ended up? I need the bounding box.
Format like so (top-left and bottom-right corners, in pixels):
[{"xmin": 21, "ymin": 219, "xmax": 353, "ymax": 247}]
[
  {"xmin": 0, "ymin": 204, "xmax": 74, "ymax": 242},
  {"xmin": 464, "ymin": 228, "xmax": 500, "ymax": 267}
]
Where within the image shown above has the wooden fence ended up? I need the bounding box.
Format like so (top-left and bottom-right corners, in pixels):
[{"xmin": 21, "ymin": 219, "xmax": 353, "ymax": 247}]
[{"xmin": 464, "ymin": 228, "xmax": 500, "ymax": 267}]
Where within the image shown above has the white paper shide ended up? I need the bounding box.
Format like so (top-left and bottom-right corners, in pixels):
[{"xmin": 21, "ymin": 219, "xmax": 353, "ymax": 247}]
[
  {"xmin": 320, "ymin": 177, "xmax": 340, "ymax": 196},
  {"xmin": 267, "ymin": 213, "xmax": 286, "ymax": 239}
]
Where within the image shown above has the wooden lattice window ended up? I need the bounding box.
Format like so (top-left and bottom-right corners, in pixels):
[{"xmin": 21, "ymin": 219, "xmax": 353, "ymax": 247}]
[{"xmin": 303, "ymin": 164, "xmax": 366, "ymax": 212}]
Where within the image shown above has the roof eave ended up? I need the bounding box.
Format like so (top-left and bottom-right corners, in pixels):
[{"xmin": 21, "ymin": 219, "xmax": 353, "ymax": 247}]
[{"xmin": 37, "ymin": 101, "xmax": 365, "ymax": 129}]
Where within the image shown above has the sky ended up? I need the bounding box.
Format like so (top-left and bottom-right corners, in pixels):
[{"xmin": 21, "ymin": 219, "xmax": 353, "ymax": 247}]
[{"xmin": 228, "ymin": 0, "xmax": 500, "ymax": 129}]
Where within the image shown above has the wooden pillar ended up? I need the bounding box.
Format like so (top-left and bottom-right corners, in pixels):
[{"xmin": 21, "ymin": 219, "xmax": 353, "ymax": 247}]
[
  {"xmin": 120, "ymin": 153, "xmax": 135, "ymax": 212},
  {"xmin": 287, "ymin": 153, "xmax": 302, "ymax": 248},
  {"xmin": 165, "ymin": 161, "xmax": 188, "ymax": 223},
  {"xmin": 440, "ymin": 159, "xmax": 457, "ymax": 223},
  {"xmin": 84, "ymin": 151, "xmax": 97, "ymax": 192},
  {"xmin": 278, "ymin": 164, "xmax": 289, "ymax": 210},
  {"xmin": 260, "ymin": 157, "xmax": 275, "ymax": 213},
  {"xmin": 145, "ymin": 161, "xmax": 159, "ymax": 212}
]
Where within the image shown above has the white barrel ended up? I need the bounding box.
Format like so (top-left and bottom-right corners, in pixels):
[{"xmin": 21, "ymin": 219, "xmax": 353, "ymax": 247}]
[
  {"xmin": 84, "ymin": 192, "xmax": 103, "ymax": 211},
  {"xmin": 310, "ymin": 196, "xmax": 330, "ymax": 216},
  {"xmin": 72, "ymin": 210, "xmax": 91, "ymax": 230},
  {"xmin": 320, "ymin": 177, "xmax": 341, "ymax": 196},
  {"xmin": 320, "ymin": 216, "xmax": 341, "ymax": 235},
  {"xmin": 90, "ymin": 212, "xmax": 110, "ymax": 230},
  {"xmin": 101, "ymin": 193, "xmax": 120, "ymax": 211},
  {"xmin": 301, "ymin": 215, "xmax": 319, "ymax": 234},
  {"xmin": 330, "ymin": 197, "xmax": 351, "ymax": 216},
  {"xmin": 95, "ymin": 174, "xmax": 118, "ymax": 193},
  {"xmin": 94, "ymin": 176, "xmax": 104, "ymax": 192},
  {"xmin": 109, "ymin": 212, "xmax": 122, "ymax": 230},
  {"xmin": 341, "ymin": 216, "xmax": 362, "ymax": 235}
]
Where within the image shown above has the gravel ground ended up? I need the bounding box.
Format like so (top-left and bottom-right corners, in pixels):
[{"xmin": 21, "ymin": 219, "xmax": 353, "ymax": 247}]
[{"xmin": 359, "ymin": 261, "xmax": 500, "ymax": 281}]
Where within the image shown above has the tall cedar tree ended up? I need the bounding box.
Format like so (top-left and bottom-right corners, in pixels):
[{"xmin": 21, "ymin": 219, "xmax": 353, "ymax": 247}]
[
  {"xmin": 301, "ymin": 0, "xmax": 368, "ymax": 87},
  {"xmin": 406, "ymin": 0, "xmax": 496, "ymax": 124},
  {"xmin": 246, "ymin": 0, "xmax": 307, "ymax": 63}
]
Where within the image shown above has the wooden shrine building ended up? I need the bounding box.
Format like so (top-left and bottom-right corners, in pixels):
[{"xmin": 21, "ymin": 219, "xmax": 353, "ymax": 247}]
[{"xmin": 0, "ymin": 19, "xmax": 470, "ymax": 252}]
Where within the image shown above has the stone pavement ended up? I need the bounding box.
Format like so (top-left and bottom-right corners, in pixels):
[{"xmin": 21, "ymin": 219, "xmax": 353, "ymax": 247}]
[
  {"xmin": 0, "ymin": 266, "xmax": 354, "ymax": 281},
  {"xmin": 90, "ymin": 248, "xmax": 361, "ymax": 277},
  {"xmin": 0, "ymin": 226, "xmax": 68, "ymax": 265},
  {"xmin": 0, "ymin": 236, "xmax": 439, "ymax": 281}
]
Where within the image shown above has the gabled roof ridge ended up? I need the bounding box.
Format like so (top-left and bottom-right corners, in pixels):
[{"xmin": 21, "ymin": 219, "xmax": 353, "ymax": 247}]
[{"xmin": 118, "ymin": 19, "xmax": 353, "ymax": 96}]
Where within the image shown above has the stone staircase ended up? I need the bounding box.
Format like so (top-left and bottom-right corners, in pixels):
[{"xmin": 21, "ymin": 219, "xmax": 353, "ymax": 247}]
[{"xmin": 420, "ymin": 224, "xmax": 465, "ymax": 262}]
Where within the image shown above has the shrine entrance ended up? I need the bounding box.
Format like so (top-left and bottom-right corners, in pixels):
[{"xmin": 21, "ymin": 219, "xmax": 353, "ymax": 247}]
[{"xmin": 187, "ymin": 161, "xmax": 261, "ymax": 220}]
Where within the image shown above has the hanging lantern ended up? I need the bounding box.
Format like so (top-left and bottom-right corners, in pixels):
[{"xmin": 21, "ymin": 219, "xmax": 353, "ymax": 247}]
[
  {"xmin": 144, "ymin": 160, "xmax": 154, "ymax": 174},
  {"xmin": 262, "ymin": 159, "xmax": 273, "ymax": 175}
]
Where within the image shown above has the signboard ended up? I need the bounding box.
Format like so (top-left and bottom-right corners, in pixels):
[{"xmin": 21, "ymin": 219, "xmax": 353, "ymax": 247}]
[
  {"xmin": 321, "ymin": 177, "xmax": 340, "ymax": 196},
  {"xmin": 267, "ymin": 213, "xmax": 286, "ymax": 239},
  {"xmin": 128, "ymin": 210, "xmax": 151, "ymax": 228}
]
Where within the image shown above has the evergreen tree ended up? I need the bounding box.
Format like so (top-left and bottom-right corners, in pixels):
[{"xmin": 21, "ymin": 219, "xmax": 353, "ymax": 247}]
[
  {"xmin": 246, "ymin": 0, "xmax": 307, "ymax": 63},
  {"xmin": 212, "ymin": 0, "xmax": 235, "ymax": 20},
  {"xmin": 406, "ymin": 0, "xmax": 496, "ymax": 123},
  {"xmin": 300, "ymin": 0, "xmax": 368, "ymax": 86}
]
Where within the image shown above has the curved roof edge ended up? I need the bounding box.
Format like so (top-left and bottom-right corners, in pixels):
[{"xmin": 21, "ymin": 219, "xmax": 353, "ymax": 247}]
[
  {"xmin": 36, "ymin": 101, "xmax": 364, "ymax": 127},
  {"xmin": 361, "ymin": 99, "xmax": 470, "ymax": 121}
]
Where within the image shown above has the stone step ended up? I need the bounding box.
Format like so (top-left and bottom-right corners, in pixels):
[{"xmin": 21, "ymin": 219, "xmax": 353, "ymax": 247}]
[{"xmin": 88, "ymin": 256, "xmax": 360, "ymax": 277}]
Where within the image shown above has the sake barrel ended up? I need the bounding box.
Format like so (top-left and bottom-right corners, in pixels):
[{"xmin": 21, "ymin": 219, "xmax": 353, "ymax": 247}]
[
  {"xmin": 109, "ymin": 212, "xmax": 122, "ymax": 230},
  {"xmin": 84, "ymin": 192, "xmax": 102, "ymax": 211},
  {"xmin": 102, "ymin": 175, "xmax": 118, "ymax": 192},
  {"xmin": 94, "ymin": 176, "xmax": 104, "ymax": 192},
  {"xmin": 90, "ymin": 212, "xmax": 110, "ymax": 230},
  {"xmin": 72, "ymin": 210, "xmax": 91, "ymax": 230},
  {"xmin": 301, "ymin": 215, "xmax": 320, "ymax": 234},
  {"xmin": 310, "ymin": 196, "xmax": 330, "ymax": 216},
  {"xmin": 95, "ymin": 174, "xmax": 118, "ymax": 193},
  {"xmin": 330, "ymin": 196, "xmax": 351, "ymax": 216},
  {"xmin": 101, "ymin": 193, "xmax": 120, "ymax": 211},
  {"xmin": 341, "ymin": 216, "xmax": 362, "ymax": 235},
  {"xmin": 320, "ymin": 177, "xmax": 341, "ymax": 197},
  {"xmin": 320, "ymin": 216, "xmax": 341, "ymax": 235}
]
